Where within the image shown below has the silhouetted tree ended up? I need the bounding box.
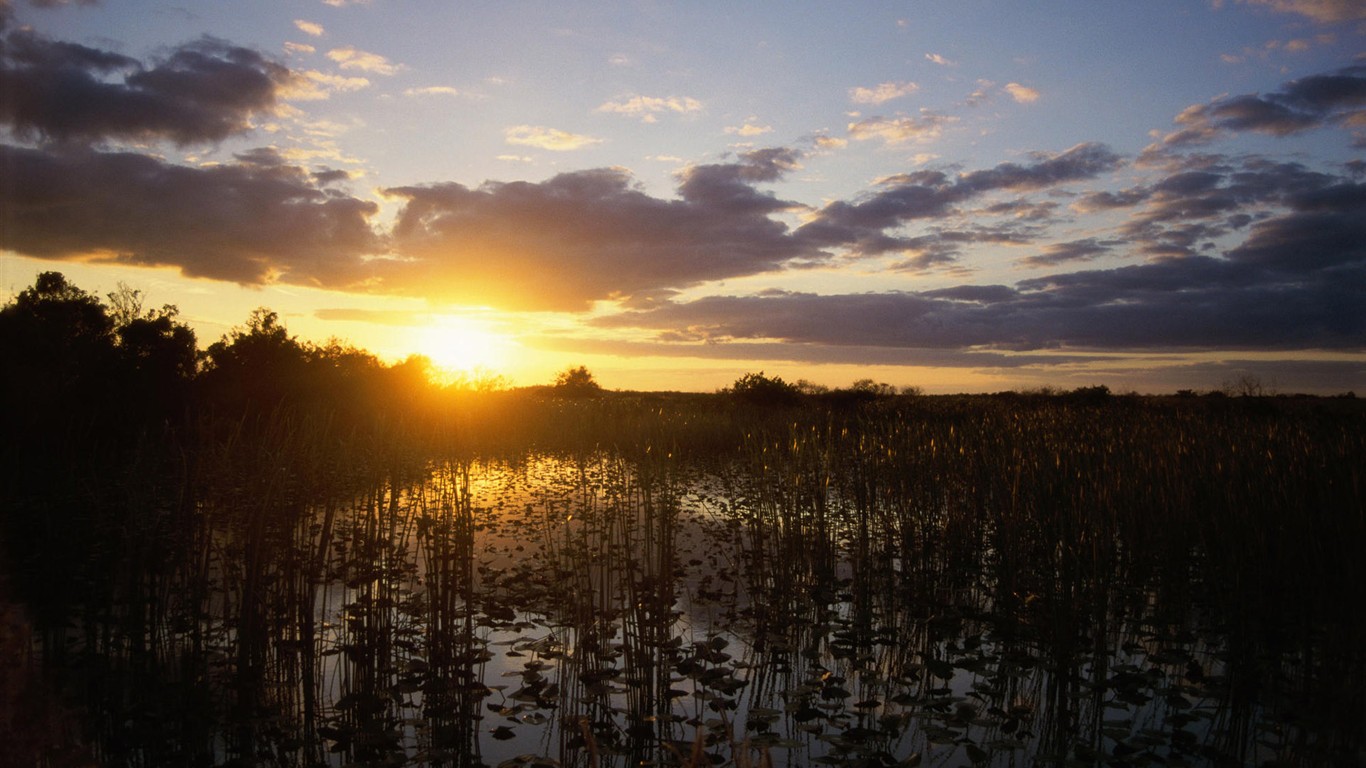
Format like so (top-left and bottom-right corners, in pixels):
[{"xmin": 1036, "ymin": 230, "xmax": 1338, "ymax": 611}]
[
  {"xmin": 200, "ymin": 308, "xmax": 310, "ymax": 414},
  {"xmin": 728, "ymin": 371, "xmax": 801, "ymax": 406},
  {"xmin": 553, "ymin": 365, "xmax": 602, "ymax": 398},
  {"xmin": 0, "ymin": 272, "xmax": 198, "ymax": 633}
]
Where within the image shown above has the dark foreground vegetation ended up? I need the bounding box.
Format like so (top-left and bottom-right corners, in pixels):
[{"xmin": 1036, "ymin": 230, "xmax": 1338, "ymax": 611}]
[{"xmin": 2, "ymin": 273, "xmax": 1363, "ymax": 767}]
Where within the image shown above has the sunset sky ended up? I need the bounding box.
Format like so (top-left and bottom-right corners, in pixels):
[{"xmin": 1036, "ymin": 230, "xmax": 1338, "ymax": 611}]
[{"xmin": 1, "ymin": 0, "xmax": 1363, "ymax": 393}]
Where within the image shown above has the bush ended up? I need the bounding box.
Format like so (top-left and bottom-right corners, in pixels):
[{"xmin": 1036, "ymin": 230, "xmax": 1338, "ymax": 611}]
[
  {"xmin": 553, "ymin": 365, "xmax": 602, "ymax": 398},
  {"xmin": 728, "ymin": 371, "xmax": 802, "ymax": 406}
]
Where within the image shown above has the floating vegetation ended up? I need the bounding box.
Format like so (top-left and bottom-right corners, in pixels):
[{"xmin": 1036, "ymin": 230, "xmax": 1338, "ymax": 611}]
[{"xmin": 3, "ymin": 395, "xmax": 1363, "ymax": 767}]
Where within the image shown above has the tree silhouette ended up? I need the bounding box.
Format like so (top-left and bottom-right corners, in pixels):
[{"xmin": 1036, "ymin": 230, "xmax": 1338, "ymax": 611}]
[
  {"xmin": 728, "ymin": 371, "xmax": 801, "ymax": 406},
  {"xmin": 0, "ymin": 272, "xmax": 198, "ymax": 632},
  {"xmin": 200, "ymin": 308, "xmax": 310, "ymax": 414},
  {"xmin": 553, "ymin": 365, "xmax": 602, "ymax": 398}
]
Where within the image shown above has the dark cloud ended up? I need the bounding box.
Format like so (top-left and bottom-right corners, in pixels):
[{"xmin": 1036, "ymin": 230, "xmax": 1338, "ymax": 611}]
[
  {"xmin": 887, "ymin": 225, "xmax": 1041, "ymax": 273},
  {"xmin": 0, "ymin": 140, "xmax": 821, "ymax": 310},
  {"xmin": 956, "ymin": 143, "xmax": 1123, "ymax": 194},
  {"xmin": 1019, "ymin": 238, "xmax": 1115, "ymax": 268},
  {"xmin": 1153, "ymin": 64, "xmax": 1366, "ymax": 151},
  {"xmin": 597, "ymin": 250, "xmax": 1364, "ymax": 352},
  {"xmin": 381, "ymin": 150, "xmax": 822, "ymax": 311},
  {"xmin": 1226, "ymin": 182, "xmax": 1366, "ymax": 272},
  {"xmin": 0, "ymin": 144, "xmax": 380, "ymax": 284},
  {"xmin": 981, "ymin": 199, "xmax": 1060, "ymax": 221},
  {"xmin": 1106, "ymin": 157, "xmax": 1340, "ymax": 258},
  {"xmin": 0, "ymin": 29, "xmax": 290, "ymax": 144},
  {"xmin": 521, "ymin": 334, "xmax": 1106, "ymax": 370},
  {"xmin": 797, "ymin": 143, "xmax": 1121, "ymax": 257}
]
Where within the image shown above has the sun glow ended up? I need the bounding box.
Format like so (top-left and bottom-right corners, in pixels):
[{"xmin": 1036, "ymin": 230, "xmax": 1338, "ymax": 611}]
[{"xmin": 411, "ymin": 316, "xmax": 511, "ymax": 375}]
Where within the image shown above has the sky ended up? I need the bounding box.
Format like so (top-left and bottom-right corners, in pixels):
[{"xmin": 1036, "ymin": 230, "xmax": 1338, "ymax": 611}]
[{"xmin": 1, "ymin": 0, "xmax": 1363, "ymax": 394}]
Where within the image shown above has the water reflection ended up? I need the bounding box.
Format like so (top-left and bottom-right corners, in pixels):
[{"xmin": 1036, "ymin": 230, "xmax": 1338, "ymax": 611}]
[{"xmin": 26, "ymin": 443, "xmax": 1365, "ymax": 766}]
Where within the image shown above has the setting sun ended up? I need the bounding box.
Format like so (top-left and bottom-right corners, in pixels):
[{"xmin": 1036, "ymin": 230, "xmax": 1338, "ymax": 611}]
[{"xmin": 411, "ymin": 315, "xmax": 511, "ymax": 375}]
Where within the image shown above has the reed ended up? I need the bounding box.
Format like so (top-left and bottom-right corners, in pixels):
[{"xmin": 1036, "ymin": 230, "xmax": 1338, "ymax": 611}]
[{"xmin": 5, "ymin": 391, "xmax": 1362, "ymax": 766}]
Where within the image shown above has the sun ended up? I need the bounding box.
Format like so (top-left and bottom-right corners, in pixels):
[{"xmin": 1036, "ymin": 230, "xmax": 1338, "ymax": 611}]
[{"xmin": 411, "ymin": 316, "xmax": 510, "ymax": 375}]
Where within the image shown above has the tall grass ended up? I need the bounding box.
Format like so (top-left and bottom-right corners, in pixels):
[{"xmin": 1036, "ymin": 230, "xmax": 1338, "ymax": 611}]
[{"xmin": 5, "ymin": 394, "xmax": 1362, "ymax": 766}]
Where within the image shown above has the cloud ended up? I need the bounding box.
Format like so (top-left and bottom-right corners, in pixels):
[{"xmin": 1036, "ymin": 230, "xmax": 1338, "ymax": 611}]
[
  {"xmin": 725, "ymin": 122, "xmax": 773, "ymax": 137},
  {"xmin": 886, "ymin": 224, "xmax": 1041, "ymax": 272},
  {"xmin": 595, "ymin": 94, "xmax": 702, "ymax": 122},
  {"xmin": 0, "ymin": 31, "xmax": 291, "ymax": 145},
  {"xmin": 925, "ymin": 53, "xmax": 954, "ymax": 66},
  {"xmin": 847, "ymin": 113, "xmax": 955, "ymax": 145},
  {"xmin": 1102, "ymin": 156, "xmax": 1351, "ymax": 259},
  {"xmin": 381, "ymin": 149, "xmax": 820, "ymax": 310},
  {"xmin": 595, "ymin": 153, "xmax": 1366, "ymax": 353},
  {"xmin": 1225, "ymin": 180, "xmax": 1366, "ymax": 271},
  {"xmin": 1152, "ymin": 64, "xmax": 1365, "ymax": 151},
  {"xmin": 504, "ymin": 125, "xmax": 602, "ymax": 151},
  {"xmin": 314, "ymin": 308, "xmax": 427, "ymax": 326},
  {"xmin": 799, "ymin": 143, "xmax": 1123, "ymax": 255},
  {"xmin": 1019, "ymin": 238, "xmax": 1114, "ymax": 268},
  {"xmin": 284, "ymin": 69, "xmax": 369, "ymax": 100},
  {"xmin": 293, "ymin": 19, "xmax": 324, "ymax": 37},
  {"xmin": 1237, "ymin": 0, "xmax": 1366, "ymax": 22},
  {"xmin": 404, "ymin": 85, "xmax": 460, "ymax": 97},
  {"xmin": 1004, "ymin": 82, "xmax": 1040, "ymax": 103},
  {"xmin": 0, "ymin": 144, "xmax": 381, "ymax": 285},
  {"xmin": 850, "ymin": 81, "xmax": 920, "ymax": 105},
  {"xmin": 596, "ymin": 250, "xmax": 1364, "ymax": 352},
  {"xmin": 326, "ymin": 46, "xmax": 400, "ymax": 75},
  {"xmin": 3, "ymin": 18, "xmax": 1359, "ymax": 362}
]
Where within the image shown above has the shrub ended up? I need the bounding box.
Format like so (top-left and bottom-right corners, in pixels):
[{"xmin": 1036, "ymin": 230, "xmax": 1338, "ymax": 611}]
[{"xmin": 728, "ymin": 371, "xmax": 802, "ymax": 406}]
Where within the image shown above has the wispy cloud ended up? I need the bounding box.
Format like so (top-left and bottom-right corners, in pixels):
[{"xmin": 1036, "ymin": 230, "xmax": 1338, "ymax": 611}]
[
  {"xmin": 504, "ymin": 125, "xmax": 602, "ymax": 151},
  {"xmin": 847, "ymin": 113, "xmax": 955, "ymax": 145},
  {"xmin": 726, "ymin": 122, "xmax": 773, "ymax": 137},
  {"xmin": 293, "ymin": 19, "xmax": 324, "ymax": 37},
  {"xmin": 1019, "ymin": 238, "xmax": 1114, "ymax": 267},
  {"xmin": 596, "ymin": 95, "xmax": 702, "ymax": 123},
  {"xmin": 1004, "ymin": 82, "xmax": 1040, "ymax": 103},
  {"xmin": 1237, "ymin": 0, "xmax": 1366, "ymax": 22},
  {"xmin": 284, "ymin": 70, "xmax": 370, "ymax": 100},
  {"xmin": 326, "ymin": 46, "xmax": 400, "ymax": 75},
  {"xmin": 850, "ymin": 81, "xmax": 920, "ymax": 105},
  {"xmin": 404, "ymin": 85, "xmax": 461, "ymax": 97},
  {"xmin": 925, "ymin": 52, "xmax": 954, "ymax": 66}
]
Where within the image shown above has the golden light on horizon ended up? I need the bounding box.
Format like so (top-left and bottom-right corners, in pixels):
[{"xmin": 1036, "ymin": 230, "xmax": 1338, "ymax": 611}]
[{"xmin": 410, "ymin": 315, "xmax": 512, "ymax": 376}]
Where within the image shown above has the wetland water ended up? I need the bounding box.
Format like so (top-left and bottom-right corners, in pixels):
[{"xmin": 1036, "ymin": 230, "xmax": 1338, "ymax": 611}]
[{"xmin": 9, "ymin": 401, "xmax": 1365, "ymax": 767}]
